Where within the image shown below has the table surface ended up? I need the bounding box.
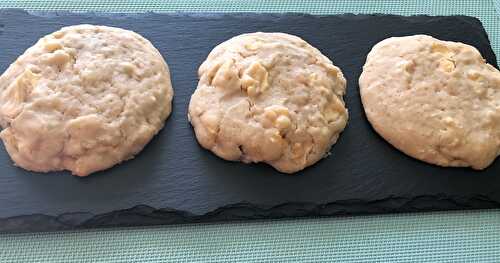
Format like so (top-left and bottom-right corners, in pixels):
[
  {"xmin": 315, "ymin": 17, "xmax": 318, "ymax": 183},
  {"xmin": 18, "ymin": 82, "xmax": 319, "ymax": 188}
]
[{"xmin": 1, "ymin": 0, "xmax": 500, "ymax": 262}]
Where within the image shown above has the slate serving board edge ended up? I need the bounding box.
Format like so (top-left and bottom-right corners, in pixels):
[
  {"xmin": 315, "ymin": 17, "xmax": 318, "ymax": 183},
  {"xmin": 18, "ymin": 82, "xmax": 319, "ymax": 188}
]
[
  {"xmin": 1, "ymin": 195, "xmax": 499, "ymax": 233},
  {"xmin": 0, "ymin": 10, "xmax": 498, "ymax": 233}
]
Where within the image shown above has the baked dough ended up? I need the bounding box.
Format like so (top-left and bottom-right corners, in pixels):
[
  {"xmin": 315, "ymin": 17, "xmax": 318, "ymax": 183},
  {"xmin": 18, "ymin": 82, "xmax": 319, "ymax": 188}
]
[
  {"xmin": 0, "ymin": 24, "xmax": 173, "ymax": 176},
  {"xmin": 188, "ymin": 32, "xmax": 348, "ymax": 173},
  {"xmin": 359, "ymin": 35, "xmax": 500, "ymax": 169}
]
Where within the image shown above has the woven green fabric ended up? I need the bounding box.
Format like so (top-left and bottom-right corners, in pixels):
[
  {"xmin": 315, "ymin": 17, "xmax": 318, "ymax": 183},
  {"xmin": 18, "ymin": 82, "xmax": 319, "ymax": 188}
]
[
  {"xmin": 2, "ymin": 210, "xmax": 500, "ymax": 263},
  {"xmin": 1, "ymin": 0, "xmax": 500, "ymax": 262}
]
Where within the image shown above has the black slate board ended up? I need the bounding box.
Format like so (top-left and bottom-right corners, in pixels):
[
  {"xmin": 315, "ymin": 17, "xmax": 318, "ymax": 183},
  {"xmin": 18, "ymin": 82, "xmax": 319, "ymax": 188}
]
[{"xmin": 0, "ymin": 10, "xmax": 499, "ymax": 233}]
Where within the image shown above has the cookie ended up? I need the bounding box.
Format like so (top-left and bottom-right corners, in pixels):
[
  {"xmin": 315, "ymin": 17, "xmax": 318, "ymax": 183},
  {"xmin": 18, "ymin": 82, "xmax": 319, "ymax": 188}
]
[
  {"xmin": 188, "ymin": 32, "xmax": 348, "ymax": 173},
  {"xmin": 0, "ymin": 25, "xmax": 173, "ymax": 176},
  {"xmin": 359, "ymin": 35, "xmax": 500, "ymax": 169}
]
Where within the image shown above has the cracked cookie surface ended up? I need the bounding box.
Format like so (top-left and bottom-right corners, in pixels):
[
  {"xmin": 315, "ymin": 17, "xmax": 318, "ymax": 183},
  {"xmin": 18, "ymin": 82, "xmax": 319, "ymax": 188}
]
[
  {"xmin": 188, "ymin": 32, "xmax": 348, "ymax": 173},
  {"xmin": 0, "ymin": 24, "xmax": 173, "ymax": 176},
  {"xmin": 359, "ymin": 35, "xmax": 500, "ymax": 169}
]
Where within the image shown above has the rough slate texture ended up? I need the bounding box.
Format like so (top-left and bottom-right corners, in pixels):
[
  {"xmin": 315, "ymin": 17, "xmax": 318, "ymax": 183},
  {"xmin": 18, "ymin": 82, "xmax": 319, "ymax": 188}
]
[{"xmin": 0, "ymin": 10, "xmax": 498, "ymax": 233}]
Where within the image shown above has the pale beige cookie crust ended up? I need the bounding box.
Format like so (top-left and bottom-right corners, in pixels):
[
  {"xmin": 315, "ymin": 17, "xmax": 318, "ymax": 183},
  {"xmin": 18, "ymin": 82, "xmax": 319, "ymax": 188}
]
[
  {"xmin": 188, "ymin": 32, "xmax": 348, "ymax": 173},
  {"xmin": 359, "ymin": 35, "xmax": 500, "ymax": 169},
  {"xmin": 0, "ymin": 24, "xmax": 173, "ymax": 176}
]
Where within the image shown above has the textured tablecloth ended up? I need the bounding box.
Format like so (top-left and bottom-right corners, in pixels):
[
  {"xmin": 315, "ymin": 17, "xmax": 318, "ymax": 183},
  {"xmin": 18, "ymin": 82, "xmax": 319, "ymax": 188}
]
[{"xmin": 1, "ymin": 1, "xmax": 500, "ymax": 262}]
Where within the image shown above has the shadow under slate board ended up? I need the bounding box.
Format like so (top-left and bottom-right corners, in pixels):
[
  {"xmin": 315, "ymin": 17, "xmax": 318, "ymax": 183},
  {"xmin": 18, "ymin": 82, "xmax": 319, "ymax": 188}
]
[{"xmin": 0, "ymin": 10, "xmax": 499, "ymax": 233}]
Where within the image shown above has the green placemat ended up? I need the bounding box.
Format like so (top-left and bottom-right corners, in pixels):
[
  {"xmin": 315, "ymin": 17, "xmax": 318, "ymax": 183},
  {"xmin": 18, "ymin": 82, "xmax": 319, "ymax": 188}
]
[
  {"xmin": 2, "ymin": 210, "xmax": 500, "ymax": 263},
  {"xmin": 1, "ymin": 1, "xmax": 500, "ymax": 262}
]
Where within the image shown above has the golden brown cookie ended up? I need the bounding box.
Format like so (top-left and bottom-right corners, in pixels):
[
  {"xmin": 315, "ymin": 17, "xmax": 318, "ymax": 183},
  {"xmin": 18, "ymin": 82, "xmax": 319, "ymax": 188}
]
[
  {"xmin": 188, "ymin": 32, "xmax": 348, "ymax": 173},
  {"xmin": 0, "ymin": 25, "xmax": 173, "ymax": 176},
  {"xmin": 359, "ymin": 35, "xmax": 500, "ymax": 169}
]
